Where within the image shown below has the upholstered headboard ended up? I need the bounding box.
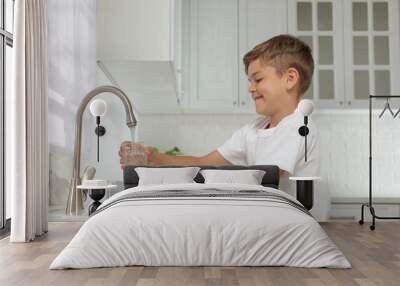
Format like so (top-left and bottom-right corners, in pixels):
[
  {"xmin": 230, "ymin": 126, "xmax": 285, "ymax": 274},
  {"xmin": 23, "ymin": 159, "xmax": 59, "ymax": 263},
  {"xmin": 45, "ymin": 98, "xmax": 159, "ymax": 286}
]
[{"xmin": 123, "ymin": 165, "xmax": 280, "ymax": 189}]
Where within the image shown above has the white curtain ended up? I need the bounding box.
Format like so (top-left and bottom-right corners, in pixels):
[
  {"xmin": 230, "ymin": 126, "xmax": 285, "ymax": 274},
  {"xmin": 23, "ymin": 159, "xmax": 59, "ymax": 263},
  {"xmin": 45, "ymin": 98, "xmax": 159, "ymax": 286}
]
[{"xmin": 9, "ymin": 0, "xmax": 49, "ymax": 242}]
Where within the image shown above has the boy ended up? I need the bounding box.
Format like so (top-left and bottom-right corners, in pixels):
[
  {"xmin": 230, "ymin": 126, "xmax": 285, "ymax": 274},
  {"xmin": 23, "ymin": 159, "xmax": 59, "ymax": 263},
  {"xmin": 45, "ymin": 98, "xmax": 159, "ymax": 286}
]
[{"xmin": 119, "ymin": 34, "xmax": 319, "ymax": 195}]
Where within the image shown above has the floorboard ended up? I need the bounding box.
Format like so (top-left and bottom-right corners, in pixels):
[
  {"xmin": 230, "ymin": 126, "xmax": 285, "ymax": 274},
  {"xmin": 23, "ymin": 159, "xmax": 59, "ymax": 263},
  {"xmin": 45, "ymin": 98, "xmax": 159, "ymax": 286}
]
[{"xmin": 1, "ymin": 221, "xmax": 399, "ymax": 286}]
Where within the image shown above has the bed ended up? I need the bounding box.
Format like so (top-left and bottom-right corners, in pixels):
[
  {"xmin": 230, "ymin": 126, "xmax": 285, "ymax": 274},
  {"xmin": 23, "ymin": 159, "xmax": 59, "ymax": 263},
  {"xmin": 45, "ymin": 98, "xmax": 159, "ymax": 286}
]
[{"xmin": 50, "ymin": 165, "xmax": 350, "ymax": 269}]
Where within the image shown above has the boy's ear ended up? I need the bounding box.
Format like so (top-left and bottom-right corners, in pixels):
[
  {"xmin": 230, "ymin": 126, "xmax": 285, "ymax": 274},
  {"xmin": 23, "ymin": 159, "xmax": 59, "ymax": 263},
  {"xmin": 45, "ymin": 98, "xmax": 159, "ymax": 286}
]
[{"xmin": 285, "ymin": 67, "xmax": 300, "ymax": 91}]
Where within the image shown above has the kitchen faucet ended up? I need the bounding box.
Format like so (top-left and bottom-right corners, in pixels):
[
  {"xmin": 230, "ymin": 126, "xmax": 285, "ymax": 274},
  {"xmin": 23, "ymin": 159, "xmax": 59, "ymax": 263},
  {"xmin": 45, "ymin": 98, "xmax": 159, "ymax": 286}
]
[{"xmin": 65, "ymin": 85, "xmax": 137, "ymax": 215}]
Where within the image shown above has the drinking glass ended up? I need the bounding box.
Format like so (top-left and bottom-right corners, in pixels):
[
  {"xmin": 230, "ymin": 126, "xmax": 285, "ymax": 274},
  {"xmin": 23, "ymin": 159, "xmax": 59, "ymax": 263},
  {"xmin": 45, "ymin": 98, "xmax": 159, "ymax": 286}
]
[{"xmin": 122, "ymin": 141, "xmax": 147, "ymax": 165}]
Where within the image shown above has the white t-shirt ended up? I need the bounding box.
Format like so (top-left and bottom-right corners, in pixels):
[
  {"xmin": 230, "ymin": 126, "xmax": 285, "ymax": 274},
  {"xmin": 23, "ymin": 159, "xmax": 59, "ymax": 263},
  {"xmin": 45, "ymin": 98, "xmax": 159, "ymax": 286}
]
[{"xmin": 217, "ymin": 110, "xmax": 320, "ymax": 196}]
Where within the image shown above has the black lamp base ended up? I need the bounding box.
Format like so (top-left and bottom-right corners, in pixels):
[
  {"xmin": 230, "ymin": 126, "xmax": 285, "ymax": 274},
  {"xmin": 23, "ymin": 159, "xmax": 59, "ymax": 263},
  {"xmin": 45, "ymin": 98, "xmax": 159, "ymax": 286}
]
[
  {"xmin": 88, "ymin": 189, "xmax": 105, "ymax": 215},
  {"xmin": 296, "ymin": 180, "xmax": 314, "ymax": 210},
  {"xmin": 95, "ymin": 126, "xmax": 106, "ymax": 136}
]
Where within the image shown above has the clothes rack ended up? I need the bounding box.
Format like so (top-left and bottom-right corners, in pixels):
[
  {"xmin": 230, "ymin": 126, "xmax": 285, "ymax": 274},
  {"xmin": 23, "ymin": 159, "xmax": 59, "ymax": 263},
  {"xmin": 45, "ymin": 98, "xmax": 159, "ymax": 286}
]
[{"xmin": 359, "ymin": 95, "xmax": 400, "ymax": 230}]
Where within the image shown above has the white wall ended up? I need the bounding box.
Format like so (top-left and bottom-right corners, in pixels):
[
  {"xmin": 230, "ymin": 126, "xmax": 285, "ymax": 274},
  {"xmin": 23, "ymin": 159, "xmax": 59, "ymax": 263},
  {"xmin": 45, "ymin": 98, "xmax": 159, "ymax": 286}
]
[
  {"xmin": 47, "ymin": 0, "xmax": 173, "ymax": 208},
  {"xmin": 96, "ymin": 0, "xmax": 171, "ymax": 61},
  {"xmin": 48, "ymin": 0, "xmax": 97, "ymax": 206}
]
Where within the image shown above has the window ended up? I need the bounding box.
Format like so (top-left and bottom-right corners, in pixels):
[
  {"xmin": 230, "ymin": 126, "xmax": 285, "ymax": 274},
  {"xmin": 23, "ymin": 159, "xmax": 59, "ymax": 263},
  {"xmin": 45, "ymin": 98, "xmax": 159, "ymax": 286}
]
[
  {"xmin": 0, "ymin": 0, "xmax": 14, "ymax": 233},
  {"xmin": 289, "ymin": 0, "xmax": 400, "ymax": 108}
]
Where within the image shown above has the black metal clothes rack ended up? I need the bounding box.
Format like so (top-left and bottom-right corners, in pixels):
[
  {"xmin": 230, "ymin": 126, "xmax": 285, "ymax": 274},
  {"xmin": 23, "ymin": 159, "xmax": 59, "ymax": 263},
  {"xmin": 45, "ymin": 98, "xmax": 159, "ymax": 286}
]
[{"xmin": 359, "ymin": 95, "xmax": 400, "ymax": 230}]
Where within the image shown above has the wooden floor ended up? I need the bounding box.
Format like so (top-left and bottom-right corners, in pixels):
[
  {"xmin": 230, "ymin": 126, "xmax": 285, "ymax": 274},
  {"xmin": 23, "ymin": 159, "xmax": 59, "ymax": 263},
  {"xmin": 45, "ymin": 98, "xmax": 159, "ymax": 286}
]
[{"xmin": 1, "ymin": 222, "xmax": 400, "ymax": 286}]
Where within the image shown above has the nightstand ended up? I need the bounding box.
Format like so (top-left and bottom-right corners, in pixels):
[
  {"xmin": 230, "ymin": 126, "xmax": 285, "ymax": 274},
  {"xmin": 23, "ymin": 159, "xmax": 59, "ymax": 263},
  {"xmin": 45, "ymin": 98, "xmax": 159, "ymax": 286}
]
[
  {"xmin": 289, "ymin": 177, "xmax": 321, "ymax": 210},
  {"xmin": 77, "ymin": 185, "xmax": 117, "ymax": 215}
]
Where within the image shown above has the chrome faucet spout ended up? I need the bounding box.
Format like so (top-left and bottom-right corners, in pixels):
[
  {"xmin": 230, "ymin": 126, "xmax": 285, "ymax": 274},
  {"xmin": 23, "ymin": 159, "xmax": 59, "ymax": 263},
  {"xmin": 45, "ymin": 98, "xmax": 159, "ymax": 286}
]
[{"xmin": 66, "ymin": 85, "xmax": 137, "ymax": 215}]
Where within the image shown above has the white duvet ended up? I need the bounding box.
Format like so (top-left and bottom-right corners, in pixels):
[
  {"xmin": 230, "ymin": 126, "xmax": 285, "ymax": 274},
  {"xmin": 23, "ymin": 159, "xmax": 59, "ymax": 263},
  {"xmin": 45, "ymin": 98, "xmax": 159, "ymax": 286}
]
[{"xmin": 50, "ymin": 183, "xmax": 350, "ymax": 269}]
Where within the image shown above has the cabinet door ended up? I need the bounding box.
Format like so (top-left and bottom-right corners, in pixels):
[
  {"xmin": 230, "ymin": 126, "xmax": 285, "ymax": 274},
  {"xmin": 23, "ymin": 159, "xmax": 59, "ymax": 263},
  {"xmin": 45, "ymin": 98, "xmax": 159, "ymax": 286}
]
[
  {"xmin": 238, "ymin": 0, "xmax": 288, "ymax": 112},
  {"xmin": 288, "ymin": 0, "xmax": 345, "ymax": 109},
  {"xmin": 343, "ymin": 0, "xmax": 400, "ymax": 108},
  {"xmin": 187, "ymin": 0, "xmax": 239, "ymax": 111}
]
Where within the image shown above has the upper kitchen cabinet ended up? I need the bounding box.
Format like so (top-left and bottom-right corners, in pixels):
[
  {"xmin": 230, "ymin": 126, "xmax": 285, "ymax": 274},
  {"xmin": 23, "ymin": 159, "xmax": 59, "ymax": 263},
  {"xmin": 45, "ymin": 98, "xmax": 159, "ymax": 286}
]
[
  {"xmin": 238, "ymin": 0, "xmax": 288, "ymax": 112},
  {"xmin": 97, "ymin": 0, "xmax": 399, "ymax": 113},
  {"xmin": 288, "ymin": 0, "xmax": 345, "ymax": 109},
  {"xmin": 289, "ymin": 0, "xmax": 400, "ymax": 109},
  {"xmin": 182, "ymin": 0, "xmax": 288, "ymax": 113},
  {"xmin": 183, "ymin": 0, "xmax": 400, "ymax": 112},
  {"xmin": 342, "ymin": 0, "xmax": 400, "ymax": 107},
  {"xmin": 96, "ymin": 0, "xmax": 183, "ymax": 114},
  {"xmin": 182, "ymin": 0, "xmax": 239, "ymax": 112}
]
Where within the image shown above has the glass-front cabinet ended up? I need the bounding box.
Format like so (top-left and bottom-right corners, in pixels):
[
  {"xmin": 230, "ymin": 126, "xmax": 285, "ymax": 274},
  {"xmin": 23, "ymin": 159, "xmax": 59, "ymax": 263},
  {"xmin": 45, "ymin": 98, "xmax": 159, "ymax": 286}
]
[
  {"xmin": 289, "ymin": 0, "xmax": 400, "ymax": 108},
  {"xmin": 344, "ymin": 0, "xmax": 399, "ymax": 106}
]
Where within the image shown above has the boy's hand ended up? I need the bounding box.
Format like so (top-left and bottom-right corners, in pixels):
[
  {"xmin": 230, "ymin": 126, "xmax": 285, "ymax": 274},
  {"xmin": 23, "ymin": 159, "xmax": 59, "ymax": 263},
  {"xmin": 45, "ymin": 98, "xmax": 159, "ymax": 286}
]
[
  {"xmin": 119, "ymin": 141, "xmax": 160, "ymax": 168},
  {"xmin": 144, "ymin": 146, "xmax": 160, "ymax": 165}
]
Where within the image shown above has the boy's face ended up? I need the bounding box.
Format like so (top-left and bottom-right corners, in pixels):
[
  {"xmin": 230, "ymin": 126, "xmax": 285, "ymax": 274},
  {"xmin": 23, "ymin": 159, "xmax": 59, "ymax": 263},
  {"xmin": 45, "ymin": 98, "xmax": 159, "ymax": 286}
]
[{"xmin": 247, "ymin": 59, "xmax": 296, "ymax": 117}]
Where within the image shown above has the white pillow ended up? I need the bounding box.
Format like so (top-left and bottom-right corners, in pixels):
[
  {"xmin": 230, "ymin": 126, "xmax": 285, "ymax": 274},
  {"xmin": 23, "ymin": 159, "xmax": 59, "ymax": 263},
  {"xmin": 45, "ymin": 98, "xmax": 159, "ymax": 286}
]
[
  {"xmin": 200, "ymin": 169, "xmax": 266, "ymax": 185},
  {"xmin": 135, "ymin": 167, "xmax": 201, "ymax": 186}
]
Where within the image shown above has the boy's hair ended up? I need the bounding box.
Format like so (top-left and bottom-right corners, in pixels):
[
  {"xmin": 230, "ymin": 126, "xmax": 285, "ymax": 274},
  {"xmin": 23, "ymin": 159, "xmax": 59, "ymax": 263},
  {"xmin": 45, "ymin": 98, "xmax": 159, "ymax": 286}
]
[{"xmin": 243, "ymin": 34, "xmax": 314, "ymax": 95}]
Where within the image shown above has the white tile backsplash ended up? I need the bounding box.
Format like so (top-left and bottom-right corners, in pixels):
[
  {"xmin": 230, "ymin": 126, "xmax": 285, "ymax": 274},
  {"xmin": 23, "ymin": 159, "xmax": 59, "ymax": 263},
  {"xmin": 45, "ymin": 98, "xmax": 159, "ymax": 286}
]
[
  {"xmin": 48, "ymin": 105, "xmax": 399, "ymax": 212},
  {"xmin": 49, "ymin": 110, "xmax": 400, "ymax": 207}
]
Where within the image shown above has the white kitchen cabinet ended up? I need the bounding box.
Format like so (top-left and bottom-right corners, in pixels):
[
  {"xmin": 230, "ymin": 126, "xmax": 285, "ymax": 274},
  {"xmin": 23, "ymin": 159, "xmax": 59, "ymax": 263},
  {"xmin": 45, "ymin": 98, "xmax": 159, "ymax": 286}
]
[
  {"xmin": 342, "ymin": 0, "xmax": 400, "ymax": 108},
  {"xmin": 238, "ymin": 0, "xmax": 288, "ymax": 112},
  {"xmin": 184, "ymin": 0, "xmax": 400, "ymax": 112},
  {"xmin": 183, "ymin": 0, "xmax": 288, "ymax": 113},
  {"xmin": 289, "ymin": 0, "xmax": 400, "ymax": 109},
  {"xmin": 288, "ymin": 0, "xmax": 345, "ymax": 109},
  {"xmin": 97, "ymin": 0, "xmax": 400, "ymax": 113},
  {"xmin": 183, "ymin": 0, "xmax": 239, "ymax": 112}
]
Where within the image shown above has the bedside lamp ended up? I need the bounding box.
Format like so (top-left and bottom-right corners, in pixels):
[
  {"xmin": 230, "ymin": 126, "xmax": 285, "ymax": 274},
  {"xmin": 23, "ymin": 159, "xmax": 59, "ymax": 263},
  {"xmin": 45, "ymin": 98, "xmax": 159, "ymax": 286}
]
[
  {"xmin": 290, "ymin": 99, "xmax": 320, "ymax": 210},
  {"xmin": 298, "ymin": 99, "xmax": 314, "ymax": 162},
  {"xmin": 90, "ymin": 99, "xmax": 107, "ymax": 162}
]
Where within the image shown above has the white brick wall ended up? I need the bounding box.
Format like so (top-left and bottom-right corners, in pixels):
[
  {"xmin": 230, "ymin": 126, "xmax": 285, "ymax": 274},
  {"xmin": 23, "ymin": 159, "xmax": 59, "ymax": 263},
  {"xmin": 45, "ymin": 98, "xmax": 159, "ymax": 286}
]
[
  {"xmin": 49, "ymin": 110, "xmax": 400, "ymax": 208},
  {"xmin": 139, "ymin": 110, "xmax": 400, "ymax": 201},
  {"xmin": 314, "ymin": 109, "xmax": 400, "ymax": 199}
]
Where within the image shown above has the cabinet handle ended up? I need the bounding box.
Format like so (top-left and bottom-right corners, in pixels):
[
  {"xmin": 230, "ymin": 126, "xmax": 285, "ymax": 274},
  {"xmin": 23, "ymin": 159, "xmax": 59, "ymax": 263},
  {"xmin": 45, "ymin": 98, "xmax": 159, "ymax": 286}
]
[
  {"xmin": 339, "ymin": 101, "xmax": 343, "ymax": 105},
  {"xmin": 348, "ymin": 101, "xmax": 352, "ymax": 105},
  {"xmin": 233, "ymin": 101, "xmax": 237, "ymax": 106},
  {"xmin": 241, "ymin": 101, "xmax": 246, "ymax": 106}
]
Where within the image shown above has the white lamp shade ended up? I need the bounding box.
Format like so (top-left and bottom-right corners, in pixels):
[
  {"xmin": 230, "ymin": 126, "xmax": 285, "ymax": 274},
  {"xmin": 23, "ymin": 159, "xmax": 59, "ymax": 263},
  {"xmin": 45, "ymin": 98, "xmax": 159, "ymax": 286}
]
[
  {"xmin": 90, "ymin": 99, "xmax": 107, "ymax": 117},
  {"xmin": 298, "ymin": 99, "xmax": 314, "ymax": 116}
]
